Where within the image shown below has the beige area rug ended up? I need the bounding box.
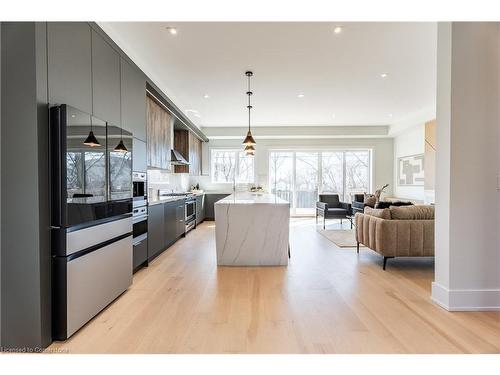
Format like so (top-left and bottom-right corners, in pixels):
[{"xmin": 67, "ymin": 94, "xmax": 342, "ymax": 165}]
[{"xmin": 318, "ymin": 229, "xmax": 365, "ymax": 248}]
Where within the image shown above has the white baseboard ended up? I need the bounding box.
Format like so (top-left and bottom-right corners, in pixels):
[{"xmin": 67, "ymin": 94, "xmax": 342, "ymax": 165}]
[{"xmin": 431, "ymin": 282, "xmax": 500, "ymax": 311}]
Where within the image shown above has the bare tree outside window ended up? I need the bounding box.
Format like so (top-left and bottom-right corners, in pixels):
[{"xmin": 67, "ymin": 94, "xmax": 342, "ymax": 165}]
[
  {"xmin": 322, "ymin": 152, "xmax": 344, "ymax": 195},
  {"xmin": 269, "ymin": 150, "xmax": 371, "ymax": 214},
  {"xmin": 211, "ymin": 149, "xmax": 255, "ymax": 183}
]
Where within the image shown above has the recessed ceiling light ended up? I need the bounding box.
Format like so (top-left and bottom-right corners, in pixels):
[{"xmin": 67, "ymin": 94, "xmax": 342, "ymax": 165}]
[
  {"xmin": 71, "ymin": 114, "xmax": 76, "ymax": 118},
  {"xmin": 193, "ymin": 113, "xmax": 201, "ymax": 118},
  {"xmin": 297, "ymin": 94, "xmax": 305, "ymax": 98},
  {"xmin": 333, "ymin": 26, "xmax": 343, "ymax": 34},
  {"xmin": 203, "ymin": 94, "xmax": 210, "ymax": 99},
  {"xmin": 380, "ymin": 73, "xmax": 388, "ymax": 78},
  {"xmin": 388, "ymin": 113, "xmax": 393, "ymax": 117},
  {"xmin": 166, "ymin": 27, "xmax": 177, "ymax": 35}
]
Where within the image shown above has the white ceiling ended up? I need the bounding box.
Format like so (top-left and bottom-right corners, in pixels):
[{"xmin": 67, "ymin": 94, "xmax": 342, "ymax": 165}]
[{"xmin": 100, "ymin": 22, "xmax": 437, "ymax": 128}]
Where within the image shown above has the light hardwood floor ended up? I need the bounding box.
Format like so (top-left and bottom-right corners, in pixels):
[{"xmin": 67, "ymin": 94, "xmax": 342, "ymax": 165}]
[{"xmin": 49, "ymin": 219, "xmax": 500, "ymax": 354}]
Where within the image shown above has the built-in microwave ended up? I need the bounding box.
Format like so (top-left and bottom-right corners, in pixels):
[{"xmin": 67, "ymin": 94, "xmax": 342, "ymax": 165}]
[{"xmin": 133, "ymin": 172, "xmax": 147, "ymax": 206}]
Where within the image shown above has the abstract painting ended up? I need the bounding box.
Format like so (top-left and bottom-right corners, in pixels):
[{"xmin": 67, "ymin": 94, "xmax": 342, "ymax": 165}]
[{"xmin": 398, "ymin": 154, "xmax": 424, "ymax": 186}]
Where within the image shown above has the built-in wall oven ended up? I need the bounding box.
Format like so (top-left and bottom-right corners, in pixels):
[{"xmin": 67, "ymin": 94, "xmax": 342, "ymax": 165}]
[{"xmin": 132, "ymin": 201, "xmax": 148, "ymax": 272}]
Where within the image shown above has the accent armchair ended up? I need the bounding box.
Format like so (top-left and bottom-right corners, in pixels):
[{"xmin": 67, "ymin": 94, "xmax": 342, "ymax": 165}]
[
  {"xmin": 350, "ymin": 194, "xmax": 367, "ymax": 215},
  {"xmin": 316, "ymin": 194, "xmax": 351, "ymax": 229}
]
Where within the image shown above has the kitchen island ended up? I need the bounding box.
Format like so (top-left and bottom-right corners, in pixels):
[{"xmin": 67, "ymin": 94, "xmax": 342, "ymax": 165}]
[{"xmin": 215, "ymin": 192, "xmax": 290, "ymax": 266}]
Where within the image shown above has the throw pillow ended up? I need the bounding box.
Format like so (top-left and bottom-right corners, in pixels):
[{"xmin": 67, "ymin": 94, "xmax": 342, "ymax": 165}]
[
  {"xmin": 375, "ymin": 201, "xmax": 413, "ymax": 209},
  {"xmin": 389, "ymin": 205, "xmax": 435, "ymax": 220},
  {"xmin": 363, "ymin": 193, "xmax": 376, "ymax": 207},
  {"xmin": 364, "ymin": 207, "xmax": 391, "ymax": 219}
]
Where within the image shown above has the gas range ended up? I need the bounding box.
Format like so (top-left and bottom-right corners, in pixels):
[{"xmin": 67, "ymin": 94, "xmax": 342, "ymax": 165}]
[
  {"xmin": 158, "ymin": 191, "xmax": 197, "ymax": 233},
  {"xmin": 158, "ymin": 191, "xmax": 195, "ymax": 198}
]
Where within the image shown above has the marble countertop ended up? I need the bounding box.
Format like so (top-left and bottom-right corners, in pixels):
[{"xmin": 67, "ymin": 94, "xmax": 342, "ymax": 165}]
[
  {"xmin": 215, "ymin": 192, "xmax": 289, "ymax": 205},
  {"xmin": 148, "ymin": 195, "xmax": 186, "ymax": 206}
]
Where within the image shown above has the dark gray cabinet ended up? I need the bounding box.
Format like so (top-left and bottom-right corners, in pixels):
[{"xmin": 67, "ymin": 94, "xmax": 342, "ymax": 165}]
[
  {"xmin": 91, "ymin": 30, "xmax": 120, "ymax": 125},
  {"xmin": 147, "ymin": 203, "xmax": 165, "ymax": 261},
  {"xmin": 196, "ymin": 195, "xmax": 205, "ymax": 225},
  {"xmin": 133, "ymin": 237, "xmax": 148, "ymax": 272},
  {"xmin": 205, "ymin": 194, "xmax": 231, "ymax": 220},
  {"xmin": 132, "ymin": 137, "xmax": 147, "ymax": 172},
  {"xmin": 121, "ymin": 58, "xmax": 146, "ymax": 141},
  {"xmin": 164, "ymin": 200, "xmax": 178, "ymax": 248},
  {"xmin": 176, "ymin": 202, "xmax": 185, "ymax": 237},
  {"xmin": 47, "ymin": 22, "xmax": 92, "ymax": 112},
  {"xmin": 148, "ymin": 199, "xmax": 185, "ymax": 262}
]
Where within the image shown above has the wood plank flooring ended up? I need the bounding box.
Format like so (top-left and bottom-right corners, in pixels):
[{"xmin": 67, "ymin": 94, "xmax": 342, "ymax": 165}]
[{"xmin": 48, "ymin": 218, "xmax": 500, "ymax": 354}]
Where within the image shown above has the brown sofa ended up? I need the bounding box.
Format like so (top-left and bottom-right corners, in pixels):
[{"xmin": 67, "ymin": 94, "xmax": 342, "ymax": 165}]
[{"xmin": 354, "ymin": 205, "xmax": 435, "ymax": 269}]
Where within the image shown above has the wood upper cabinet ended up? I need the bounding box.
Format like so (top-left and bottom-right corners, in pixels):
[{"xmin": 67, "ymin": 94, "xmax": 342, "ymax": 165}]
[
  {"xmin": 173, "ymin": 129, "xmax": 202, "ymax": 175},
  {"xmin": 47, "ymin": 22, "xmax": 92, "ymax": 112},
  {"xmin": 189, "ymin": 132, "xmax": 202, "ymax": 176},
  {"xmin": 120, "ymin": 58, "xmax": 146, "ymax": 141},
  {"xmin": 91, "ymin": 30, "xmax": 121, "ymax": 125},
  {"xmin": 174, "ymin": 130, "xmax": 189, "ymax": 174},
  {"xmin": 146, "ymin": 95, "xmax": 173, "ymax": 170}
]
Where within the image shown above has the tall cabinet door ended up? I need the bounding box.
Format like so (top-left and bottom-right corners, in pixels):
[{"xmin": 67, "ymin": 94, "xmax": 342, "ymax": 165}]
[
  {"xmin": 189, "ymin": 132, "xmax": 202, "ymax": 176},
  {"xmin": 146, "ymin": 95, "xmax": 172, "ymax": 171},
  {"xmin": 132, "ymin": 137, "xmax": 147, "ymax": 172},
  {"xmin": 120, "ymin": 58, "xmax": 146, "ymax": 141},
  {"xmin": 47, "ymin": 22, "xmax": 92, "ymax": 112},
  {"xmin": 91, "ymin": 30, "xmax": 121, "ymax": 125}
]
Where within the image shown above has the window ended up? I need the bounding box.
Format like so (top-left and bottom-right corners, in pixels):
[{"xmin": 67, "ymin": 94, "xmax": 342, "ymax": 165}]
[
  {"xmin": 269, "ymin": 150, "xmax": 371, "ymax": 215},
  {"xmin": 211, "ymin": 149, "xmax": 255, "ymax": 183}
]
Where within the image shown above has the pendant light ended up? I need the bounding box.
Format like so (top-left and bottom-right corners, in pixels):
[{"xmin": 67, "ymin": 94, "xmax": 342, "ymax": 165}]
[
  {"xmin": 244, "ymin": 144, "xmax": 255, "ymax": 156},
  {"xmin": 243, "ymin": 71, "xmax": 256, "ymax": 155},
  {"xmin": 114, "ymin": 126, "xmax": 128, "ymax": 153},
  {"xmin": 83, "ymin": 120, "xmax": 101, "ymax": 147}
]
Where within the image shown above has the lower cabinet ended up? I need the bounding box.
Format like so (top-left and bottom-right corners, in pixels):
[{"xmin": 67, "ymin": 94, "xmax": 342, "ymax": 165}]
[
  {"xmin": 205, "ymin": 194, "xmax": 230, "ymax": 220},
  {"xmin": 148, "ymin": 199, "xmax": 186, "ymax": 262},
  {"xmin": 176, "ymin": 202, "xmax": 185, "ymax": 237},
  {"xmin": 196, "ymin": 195, "xmax": 205, "ymax": 225},
  {"xmin": 133, "ymin": 237, "xmax": 148, "ymax": 272},
  {"xmin": 164, "ymin": 200, "xmax": 178, "ymax": 248},
  {"xmin": 147, "ymin": 203, "xmax": 164, "ymax": 261}
]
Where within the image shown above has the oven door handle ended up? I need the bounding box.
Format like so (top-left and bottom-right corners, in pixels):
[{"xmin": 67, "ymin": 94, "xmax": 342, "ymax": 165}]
[{"xmin": 133, "ymin": 215, "xmax": 148, "ymax": 224}]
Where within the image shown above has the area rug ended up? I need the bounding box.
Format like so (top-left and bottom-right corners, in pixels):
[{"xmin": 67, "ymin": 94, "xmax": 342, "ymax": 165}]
[{"xmin": 318, "ymin": 229, "xmax": 365, "ymax": 248}]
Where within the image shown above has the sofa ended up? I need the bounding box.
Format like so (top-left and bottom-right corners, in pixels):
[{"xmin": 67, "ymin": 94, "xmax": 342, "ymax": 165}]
[
  {"xmin": 316, "ymin": 194, "xmax": 351, "ymax": 229},
  {"xmin": 354, "ymin": 205, "xmax": 435, "ymax": 269}
]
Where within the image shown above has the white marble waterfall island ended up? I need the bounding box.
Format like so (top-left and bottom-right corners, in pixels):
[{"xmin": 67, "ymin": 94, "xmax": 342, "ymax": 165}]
[{"xmin": 215, "ymin": 192, "xmax": 290, "ymax": 266}]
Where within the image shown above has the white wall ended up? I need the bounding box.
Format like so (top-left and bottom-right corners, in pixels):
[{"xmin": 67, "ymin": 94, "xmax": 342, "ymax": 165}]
[
  {"xmin": 432, "ymin": 22, "xmax": 500, "ymax": 311},
  {"xmin": 393, "ymin": 123, "xmax": 425, "ymax": 201},
  {"xmin": 190, "ymin": 136, "xmax": 394, "ymax": 199},
  {"xmin": 147, "ymin": 169, "xmax": 190, "ymax": 197}
]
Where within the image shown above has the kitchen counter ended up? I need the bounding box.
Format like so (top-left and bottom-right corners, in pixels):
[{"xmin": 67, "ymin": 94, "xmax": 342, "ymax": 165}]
[
  {"xmin": 148, "ymin": 195, "xmax": 186, "ymax": 206},
  {"xmin": 216, "ymin": 192, "xmax": 288, "ymax": 205},
  {"xmin": 214, "ymin": 193, "xmax": 290, "ymax": 266}
]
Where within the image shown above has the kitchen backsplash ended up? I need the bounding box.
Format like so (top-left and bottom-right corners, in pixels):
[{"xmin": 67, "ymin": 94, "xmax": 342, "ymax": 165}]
[{"xmin": 147, "ymin": 169, "xmax": 190, "ymax": 197}]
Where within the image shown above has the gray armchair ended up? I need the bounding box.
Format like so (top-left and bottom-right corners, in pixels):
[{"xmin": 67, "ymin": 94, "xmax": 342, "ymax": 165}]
[{"xmin": 316, "ymin": 194, "xmax": 351, "ymax": 229}]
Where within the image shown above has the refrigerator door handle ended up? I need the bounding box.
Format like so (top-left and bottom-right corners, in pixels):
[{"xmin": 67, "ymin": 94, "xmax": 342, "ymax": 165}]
[{"xmin": 49, "ymin": 105, "xmax": 66, "ymax": 228}]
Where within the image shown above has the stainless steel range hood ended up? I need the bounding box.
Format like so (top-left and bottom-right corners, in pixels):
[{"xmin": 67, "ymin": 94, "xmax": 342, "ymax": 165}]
[{"xmin": 170, "ymin": 149, "xmax": 189, "ymax": 165}]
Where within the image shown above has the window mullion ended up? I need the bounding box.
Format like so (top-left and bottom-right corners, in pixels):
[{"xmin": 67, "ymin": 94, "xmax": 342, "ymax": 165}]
[{"xmin": 342, "ymin": 151, "xmax": 347, "ymax": 202}]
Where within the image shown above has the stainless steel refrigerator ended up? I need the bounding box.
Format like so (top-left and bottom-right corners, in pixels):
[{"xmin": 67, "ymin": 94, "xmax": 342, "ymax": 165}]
[{"xmin": 50, "ymin": 104, "xmax": 134, "ymax": 340}]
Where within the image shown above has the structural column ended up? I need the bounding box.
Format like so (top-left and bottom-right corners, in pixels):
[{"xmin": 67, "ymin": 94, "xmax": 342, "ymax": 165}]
[{"xmin": 432, "ymin": 22, "xmax": 500, "ymax": 311}]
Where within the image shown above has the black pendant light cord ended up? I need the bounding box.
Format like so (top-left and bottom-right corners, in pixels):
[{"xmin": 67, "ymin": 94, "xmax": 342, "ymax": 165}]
[{"xmin": 247, "ymin": 72, "xmax": 252, "ymax": 132}]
